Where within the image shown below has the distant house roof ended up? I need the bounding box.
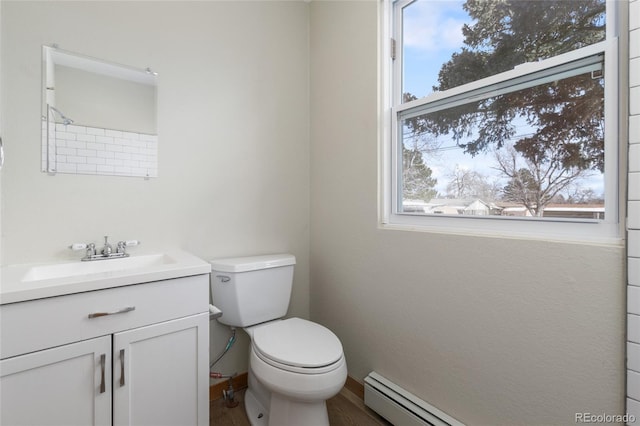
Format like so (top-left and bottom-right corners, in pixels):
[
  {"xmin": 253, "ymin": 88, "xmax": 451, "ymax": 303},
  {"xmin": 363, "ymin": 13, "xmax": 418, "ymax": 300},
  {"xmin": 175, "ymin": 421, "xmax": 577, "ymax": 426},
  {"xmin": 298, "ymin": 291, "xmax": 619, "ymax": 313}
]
[
  {"xmin": 403, "ymin": 198, "xmax": 499, "ymax": 215},
  {"xmin": 401, "ymin": 199, "xmax": 604, "ymax": 219},
  {"xmin": 463, "ymin": 199, "xmax": 490, "ymax": 215}
]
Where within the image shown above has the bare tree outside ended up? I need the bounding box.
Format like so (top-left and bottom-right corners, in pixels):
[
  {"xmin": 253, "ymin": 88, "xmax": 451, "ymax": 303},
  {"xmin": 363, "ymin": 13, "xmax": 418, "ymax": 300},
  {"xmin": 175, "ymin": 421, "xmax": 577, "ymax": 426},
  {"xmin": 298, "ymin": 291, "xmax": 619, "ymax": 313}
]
[
  {"xmin": 444, "ymin": 166, "xmax": 501, "ymax": 200},
  {"xmin": 494, "ymin": 145, "xmax": 594, "ymax": 216}
]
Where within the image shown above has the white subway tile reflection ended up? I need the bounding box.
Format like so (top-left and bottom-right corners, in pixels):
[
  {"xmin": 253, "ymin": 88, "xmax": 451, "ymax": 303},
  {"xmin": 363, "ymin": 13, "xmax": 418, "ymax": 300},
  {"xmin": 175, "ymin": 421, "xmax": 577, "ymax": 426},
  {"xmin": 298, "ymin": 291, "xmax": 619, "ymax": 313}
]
[{"xmin": 43, "ymin": 121, "xmax": 157, "ymax": 178}]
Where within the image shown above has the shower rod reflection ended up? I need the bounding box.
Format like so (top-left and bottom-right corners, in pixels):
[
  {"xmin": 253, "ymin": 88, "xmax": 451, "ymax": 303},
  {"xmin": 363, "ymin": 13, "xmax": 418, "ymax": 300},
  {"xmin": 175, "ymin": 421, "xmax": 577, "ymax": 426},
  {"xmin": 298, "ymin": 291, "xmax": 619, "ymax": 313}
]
[{"xmin": 48, "ymin": 105, "xmax": 74, "ymax": 126}]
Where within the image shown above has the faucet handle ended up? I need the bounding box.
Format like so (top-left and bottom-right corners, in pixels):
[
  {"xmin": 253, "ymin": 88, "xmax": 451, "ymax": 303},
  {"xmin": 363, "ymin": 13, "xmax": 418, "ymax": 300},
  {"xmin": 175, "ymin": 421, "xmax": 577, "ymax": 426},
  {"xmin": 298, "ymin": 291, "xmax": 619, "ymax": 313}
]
[
  {"xmin": 70, "ymin": 242, "xmax": 96, "ymax": 258},
  {"xmin": 70, "ymin": 242, "xmax": 96, "ymax": 252},
  {"xmin": 116, "ymin": 240, "xmax": 126, "ymax": 254},
  {"xmin": 116, "ymin": 240, "xmax": 140, "ymax": 255},
  {"xmin": 115, "ymin": 240, "xmax": 140, "ymax": 247}
]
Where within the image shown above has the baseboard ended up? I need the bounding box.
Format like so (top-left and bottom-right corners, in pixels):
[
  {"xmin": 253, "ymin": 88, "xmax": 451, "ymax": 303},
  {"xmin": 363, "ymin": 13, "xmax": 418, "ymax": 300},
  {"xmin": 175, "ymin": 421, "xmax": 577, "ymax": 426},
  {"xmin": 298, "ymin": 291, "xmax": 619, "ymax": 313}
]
[
  {"xmin": 209, "ymin": 372, "xmax": 249, "ymax": 401},
  {"xmin": 343, "ymin": 375, "xmax": 365, "ymax": 400},
  {"xmin": 210, "ymin": 373, "xmax": 364, "ymax": 402}
]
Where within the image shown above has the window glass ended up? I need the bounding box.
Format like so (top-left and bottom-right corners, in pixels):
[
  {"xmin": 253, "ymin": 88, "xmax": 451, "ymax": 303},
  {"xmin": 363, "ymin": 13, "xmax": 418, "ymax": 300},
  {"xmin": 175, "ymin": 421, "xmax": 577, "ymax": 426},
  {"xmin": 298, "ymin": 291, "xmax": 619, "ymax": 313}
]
[
  {"xmin": 391, "ymin": 0, "xmax": 612, "ymax": 226},
  {"xmin": 401, "ymin": 0, "xmax": 606, "ymax": 98},
  {"xmin": 399, "ymin": 69, "xmax": 605, "ymax": 218}
]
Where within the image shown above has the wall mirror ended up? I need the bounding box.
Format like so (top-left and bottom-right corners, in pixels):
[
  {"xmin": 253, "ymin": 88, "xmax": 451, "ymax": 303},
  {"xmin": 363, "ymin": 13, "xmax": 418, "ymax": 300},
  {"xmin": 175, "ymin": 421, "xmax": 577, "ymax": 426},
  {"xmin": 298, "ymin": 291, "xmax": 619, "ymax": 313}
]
[{"xmin": 41, "ymin": 45, "xmax": 158, "ymax": 178}]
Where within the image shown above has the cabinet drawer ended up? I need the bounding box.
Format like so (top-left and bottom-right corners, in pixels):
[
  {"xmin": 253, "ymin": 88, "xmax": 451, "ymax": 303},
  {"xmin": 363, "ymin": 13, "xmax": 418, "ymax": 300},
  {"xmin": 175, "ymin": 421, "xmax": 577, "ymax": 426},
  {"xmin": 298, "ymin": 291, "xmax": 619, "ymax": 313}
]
[{"xmin": 0, "ymin": 275, "xmax": 209, "ymax": 359}]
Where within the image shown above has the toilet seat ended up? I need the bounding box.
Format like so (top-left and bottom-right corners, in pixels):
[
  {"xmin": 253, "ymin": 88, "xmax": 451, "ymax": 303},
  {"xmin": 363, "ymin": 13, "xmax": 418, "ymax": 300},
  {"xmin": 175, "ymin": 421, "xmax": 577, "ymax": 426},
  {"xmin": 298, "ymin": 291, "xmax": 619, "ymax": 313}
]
[{"xmin": 251, "ymin": 318, "xmax": 344, "ymax": 375}]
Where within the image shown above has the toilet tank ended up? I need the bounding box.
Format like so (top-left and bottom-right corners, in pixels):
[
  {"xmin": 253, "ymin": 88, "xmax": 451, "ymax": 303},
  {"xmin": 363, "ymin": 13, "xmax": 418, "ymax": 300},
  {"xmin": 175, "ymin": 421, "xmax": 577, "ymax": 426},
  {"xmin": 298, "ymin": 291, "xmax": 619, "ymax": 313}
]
[{"xmin": 210, "ymin": 254, "xmax": 296, "ymax": 327}]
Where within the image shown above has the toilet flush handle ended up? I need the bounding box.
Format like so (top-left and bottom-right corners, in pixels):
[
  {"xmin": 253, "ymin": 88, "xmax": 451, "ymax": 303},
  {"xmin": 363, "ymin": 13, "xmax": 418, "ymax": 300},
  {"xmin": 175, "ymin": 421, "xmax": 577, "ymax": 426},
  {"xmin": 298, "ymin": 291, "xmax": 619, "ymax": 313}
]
[{"xmin": 216, "ymin": 275, "xmax": 230, "ymax": 283}]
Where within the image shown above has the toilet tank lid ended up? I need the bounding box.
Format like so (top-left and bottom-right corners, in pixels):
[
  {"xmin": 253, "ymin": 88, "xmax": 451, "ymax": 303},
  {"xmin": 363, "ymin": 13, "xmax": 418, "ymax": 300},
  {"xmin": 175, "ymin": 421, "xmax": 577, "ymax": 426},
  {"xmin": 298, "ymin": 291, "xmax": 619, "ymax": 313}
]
[{"xmin": 209, "ymin": 254, "xmax": 296, "ymax": 273}]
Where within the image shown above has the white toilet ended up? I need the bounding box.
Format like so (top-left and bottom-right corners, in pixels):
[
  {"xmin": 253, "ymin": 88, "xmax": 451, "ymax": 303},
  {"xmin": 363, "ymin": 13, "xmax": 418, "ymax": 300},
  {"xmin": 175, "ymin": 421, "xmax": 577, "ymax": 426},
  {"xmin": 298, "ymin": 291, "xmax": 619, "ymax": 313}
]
[{"xmin": 210, "ymin": 254, "xmax": 347, "ymax": 426}]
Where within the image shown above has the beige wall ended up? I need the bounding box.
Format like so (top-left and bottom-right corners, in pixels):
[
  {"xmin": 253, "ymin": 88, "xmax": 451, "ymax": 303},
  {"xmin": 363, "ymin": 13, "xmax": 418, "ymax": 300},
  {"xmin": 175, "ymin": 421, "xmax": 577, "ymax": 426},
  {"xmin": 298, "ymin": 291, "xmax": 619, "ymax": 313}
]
[
  {"xmin": 309, "ymin": 1, "xmax": 627, "ymax": 425},
  {"xmin": 0, "ymin": 1, "xmax": 310, "ymax": 381},
  {"xmin": 0, "ymin": 1, "xmax": 631, "ymax": 424},
  {"xmin": 0, "ymin": 0, "xmax": 3, "ymax": 265}
]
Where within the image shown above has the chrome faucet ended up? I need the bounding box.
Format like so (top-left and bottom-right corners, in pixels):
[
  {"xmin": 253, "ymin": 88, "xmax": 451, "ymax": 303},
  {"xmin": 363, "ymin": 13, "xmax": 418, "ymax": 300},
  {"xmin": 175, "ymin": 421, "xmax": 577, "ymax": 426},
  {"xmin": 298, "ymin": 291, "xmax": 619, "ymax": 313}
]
[
  {"xmin": 69, "ymin": 237, "xmax": 140, "ymax": 261},
  {"xmin": 101, "ymin": 236, "xmax": 113, "ymax": 256}
]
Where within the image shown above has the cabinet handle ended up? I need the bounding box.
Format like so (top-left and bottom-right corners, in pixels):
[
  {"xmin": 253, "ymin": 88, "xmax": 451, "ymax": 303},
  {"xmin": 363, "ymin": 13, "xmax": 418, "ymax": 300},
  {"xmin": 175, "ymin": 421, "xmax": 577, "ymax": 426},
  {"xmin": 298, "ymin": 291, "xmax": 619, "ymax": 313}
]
[
  {"xmin": 119, "ymin": 349, "xmax": 126, "ymax": 387},
  {"xmin": 99, "ymin": 354, "xmax": 106, "ymax": 394},
  {"xmin": 88, "ymin": 306, "xmax": 135, "ymax": 319}
]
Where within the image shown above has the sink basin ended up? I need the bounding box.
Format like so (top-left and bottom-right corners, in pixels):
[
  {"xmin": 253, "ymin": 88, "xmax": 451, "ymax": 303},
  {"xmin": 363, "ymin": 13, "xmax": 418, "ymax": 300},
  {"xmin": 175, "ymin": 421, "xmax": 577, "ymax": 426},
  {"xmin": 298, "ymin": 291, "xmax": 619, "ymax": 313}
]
[
  {"xmin": 0, "ymin": 250, "xmax": 212, "ymax": 304},
  {"xmin": 22, "ymin": 254, "xmax": 176, "ymax": 282}
]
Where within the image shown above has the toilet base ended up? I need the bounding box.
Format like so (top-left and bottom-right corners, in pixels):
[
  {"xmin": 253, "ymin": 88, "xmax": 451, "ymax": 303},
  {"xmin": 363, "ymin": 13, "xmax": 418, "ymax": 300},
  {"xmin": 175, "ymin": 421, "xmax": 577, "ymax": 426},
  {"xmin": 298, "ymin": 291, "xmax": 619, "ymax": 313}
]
[
  {"xmin": 244, "ymin": 388, "xmax": 269, "ymax": 426},
  {"xmin": 268, "ymin": 393, "xmax": 329, "ymax": 426},
  {"xmin": 245, "ymin": 386, "xmax": 330, "ymax": 426},
  {"xmin": 245, "ymin": 366, "xmax": 332, "ymax": 426}
]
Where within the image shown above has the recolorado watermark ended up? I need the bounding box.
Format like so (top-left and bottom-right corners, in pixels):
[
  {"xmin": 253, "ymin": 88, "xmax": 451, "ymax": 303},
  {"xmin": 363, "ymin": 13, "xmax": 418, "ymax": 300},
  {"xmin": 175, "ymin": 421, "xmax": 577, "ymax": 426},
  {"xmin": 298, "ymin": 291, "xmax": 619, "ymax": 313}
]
[{"xmin": 575, "ymin": 412, "xmax": 636, "ymax": 423}]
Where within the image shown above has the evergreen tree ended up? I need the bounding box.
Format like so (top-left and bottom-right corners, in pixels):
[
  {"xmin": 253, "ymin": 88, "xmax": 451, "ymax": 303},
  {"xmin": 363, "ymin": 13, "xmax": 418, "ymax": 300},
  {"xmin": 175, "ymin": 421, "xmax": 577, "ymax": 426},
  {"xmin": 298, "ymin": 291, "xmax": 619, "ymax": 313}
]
[
  {"xmin": 409, "ymin": 0, "xmax": 606, "ymax": 171},
  {"xmin": 403, "ymin": 147, "xmax": 438, "ymax": 202}
]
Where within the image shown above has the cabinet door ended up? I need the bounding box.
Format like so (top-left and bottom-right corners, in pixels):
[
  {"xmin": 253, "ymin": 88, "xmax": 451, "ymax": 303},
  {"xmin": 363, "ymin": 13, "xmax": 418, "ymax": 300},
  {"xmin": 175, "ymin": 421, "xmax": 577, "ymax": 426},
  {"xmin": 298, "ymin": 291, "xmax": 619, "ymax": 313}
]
[
  {"xmin": 113, "ymin": 313, "xmax": 209, "ymax": 426},
  {"xmin": 0, "ymin": 336, "xmax": 112, "ymax": 426}
]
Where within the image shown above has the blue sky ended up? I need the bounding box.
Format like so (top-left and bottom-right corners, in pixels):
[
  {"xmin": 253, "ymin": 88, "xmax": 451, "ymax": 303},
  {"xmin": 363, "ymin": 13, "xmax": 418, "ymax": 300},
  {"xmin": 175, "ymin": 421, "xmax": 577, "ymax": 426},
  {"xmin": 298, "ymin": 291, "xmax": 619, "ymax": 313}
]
[
  {"xmin": 402, "ymin": 0, "xmax": 492, "ymax": 195},
  {"xmin": 402, "ymin": 0, "xmax": 469, "ymax": 99}
]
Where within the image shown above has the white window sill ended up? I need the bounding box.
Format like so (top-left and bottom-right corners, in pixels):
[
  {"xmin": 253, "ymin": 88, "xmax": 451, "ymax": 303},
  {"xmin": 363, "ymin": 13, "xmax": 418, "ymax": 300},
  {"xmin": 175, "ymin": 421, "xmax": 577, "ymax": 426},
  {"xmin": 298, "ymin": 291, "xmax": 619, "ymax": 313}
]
[{"xmin": 380, "ymin": 214, "xmax": 625, "ymax": 247}]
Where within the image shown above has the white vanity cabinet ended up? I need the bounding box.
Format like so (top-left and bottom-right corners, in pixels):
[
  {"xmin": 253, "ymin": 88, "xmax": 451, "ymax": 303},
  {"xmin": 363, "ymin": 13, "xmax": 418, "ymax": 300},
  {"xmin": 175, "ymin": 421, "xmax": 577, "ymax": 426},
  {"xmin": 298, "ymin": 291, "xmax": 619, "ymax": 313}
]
[
  {"xmin": 0, "ymin": 335, "xmax": 113, "ymax": 426},
  {"xmin": 0, "ymin": 274, "xmax": 210, "ymax": 426},
  {"xmin": 112, "ymin": 314, "xmax": 208, "ymax": 426}
]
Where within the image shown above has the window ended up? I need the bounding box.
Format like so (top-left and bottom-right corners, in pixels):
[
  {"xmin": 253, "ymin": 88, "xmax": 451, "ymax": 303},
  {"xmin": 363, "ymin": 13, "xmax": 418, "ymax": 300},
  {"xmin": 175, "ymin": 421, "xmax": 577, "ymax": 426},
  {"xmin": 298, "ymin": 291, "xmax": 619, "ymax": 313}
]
[{"xmin": 381, "ymin": 0, "xmax": 622, "ymax": 242}]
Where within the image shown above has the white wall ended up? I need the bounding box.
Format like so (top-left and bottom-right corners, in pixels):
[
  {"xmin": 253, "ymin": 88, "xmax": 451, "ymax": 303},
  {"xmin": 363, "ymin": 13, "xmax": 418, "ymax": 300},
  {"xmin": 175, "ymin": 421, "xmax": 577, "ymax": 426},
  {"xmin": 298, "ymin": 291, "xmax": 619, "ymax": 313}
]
[
  {"xmin": 0, "ymin": 1, "xmax": 310, "ymax": 381},
  {"xmin": 627, "ymin": 0, "xmax": 640, "ymax": 420},
  {"xmin": 309, "ymin": 2, "xmax": 627, "ymax": 425},
  {"xmin": 0, "ymin": 0, "xmax": 3, "ymax": 265}
]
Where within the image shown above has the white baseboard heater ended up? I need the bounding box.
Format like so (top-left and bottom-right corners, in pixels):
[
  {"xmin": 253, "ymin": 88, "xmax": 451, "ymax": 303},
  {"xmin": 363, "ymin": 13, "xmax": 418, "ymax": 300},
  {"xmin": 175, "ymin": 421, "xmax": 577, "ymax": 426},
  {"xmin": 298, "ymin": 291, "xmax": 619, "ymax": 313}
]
[{"xmin": 364, "ymin": 372, "xmax": 465, "ymax": 426}]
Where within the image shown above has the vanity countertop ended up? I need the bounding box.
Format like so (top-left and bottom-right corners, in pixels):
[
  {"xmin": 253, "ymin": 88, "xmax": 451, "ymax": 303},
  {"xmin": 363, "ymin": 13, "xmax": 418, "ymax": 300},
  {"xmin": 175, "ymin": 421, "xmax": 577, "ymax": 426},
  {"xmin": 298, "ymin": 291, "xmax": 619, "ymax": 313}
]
[{"xmin": 0, "ymin": 250, "xmax": 211, "ymax": 305}]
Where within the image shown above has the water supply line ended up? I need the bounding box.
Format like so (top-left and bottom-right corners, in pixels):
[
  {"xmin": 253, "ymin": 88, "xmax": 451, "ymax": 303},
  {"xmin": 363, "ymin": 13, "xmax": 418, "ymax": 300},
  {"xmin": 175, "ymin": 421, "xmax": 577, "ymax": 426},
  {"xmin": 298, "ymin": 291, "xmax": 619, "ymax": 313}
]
[
  {"xmin": 210, "ymin": 326, "xmax": 236, "ymax": 369},
  {"xmin": 209, "ymin": 372, "xmax": 239, "ymax": 408},
  {"xmin": 222, "ymin": 376, "xmax": 240, "ymax": 408},
  {"xmin": 208, "ymin": 305, "xmax": 239, "ymax": 407},
  {"xmin": 209, "ymin": 372, "xmax": 236, "ymax": 379}
]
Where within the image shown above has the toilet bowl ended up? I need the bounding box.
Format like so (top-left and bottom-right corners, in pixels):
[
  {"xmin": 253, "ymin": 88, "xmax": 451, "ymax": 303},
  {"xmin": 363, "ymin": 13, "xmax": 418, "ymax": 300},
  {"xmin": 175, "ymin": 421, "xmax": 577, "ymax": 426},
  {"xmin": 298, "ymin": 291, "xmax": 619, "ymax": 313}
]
[
  {"xmin": 209, "ymin": 254, "xmax": 347, "ymax": 426},
  {"xmin": 244, "ymin": 318, "xmax": 347, "ymax": 425}
]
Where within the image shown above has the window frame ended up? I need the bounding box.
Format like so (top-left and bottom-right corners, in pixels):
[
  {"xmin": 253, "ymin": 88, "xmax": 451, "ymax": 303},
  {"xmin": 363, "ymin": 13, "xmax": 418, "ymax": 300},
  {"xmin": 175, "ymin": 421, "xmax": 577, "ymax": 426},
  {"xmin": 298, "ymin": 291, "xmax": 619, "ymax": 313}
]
[{"xmin": 379, "ymin": 0, "xmax": 625, "ymax": 244}]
